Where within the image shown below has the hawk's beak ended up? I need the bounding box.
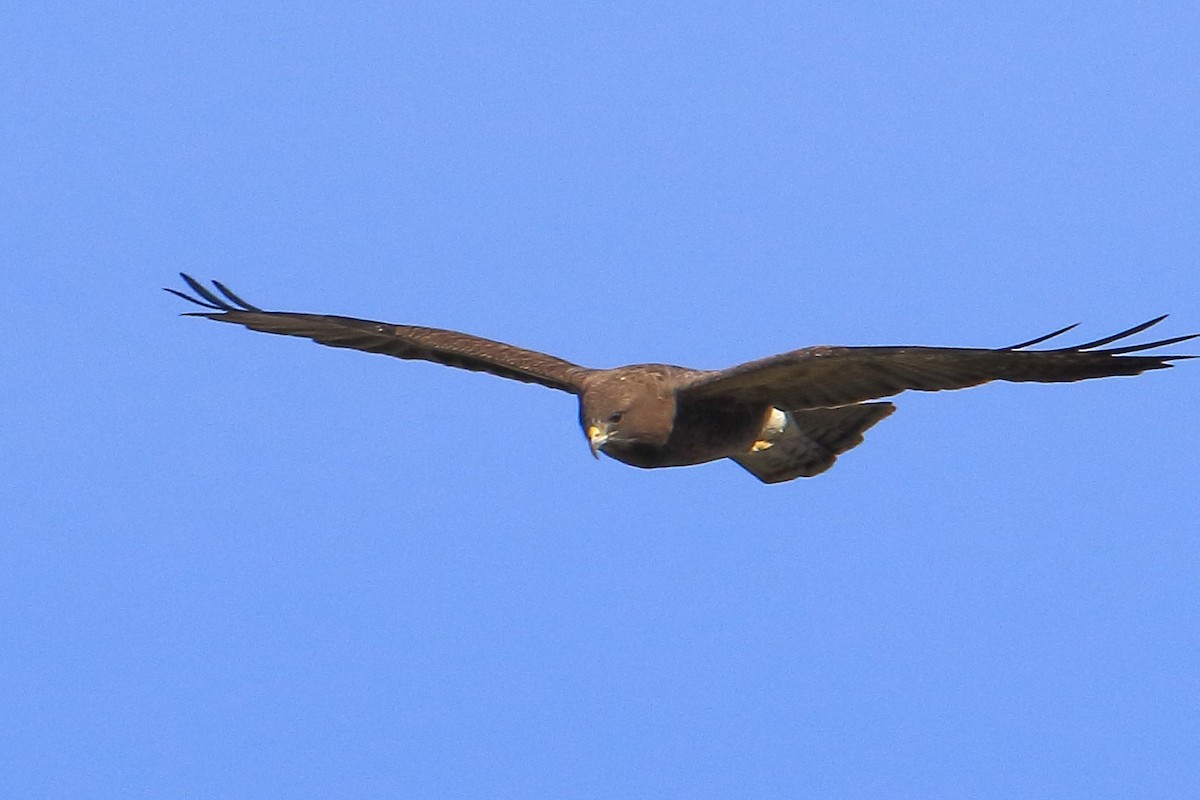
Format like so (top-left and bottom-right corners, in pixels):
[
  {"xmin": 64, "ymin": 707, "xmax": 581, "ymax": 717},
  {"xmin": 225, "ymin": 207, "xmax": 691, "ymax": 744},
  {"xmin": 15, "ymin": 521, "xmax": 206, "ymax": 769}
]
[{"xmin": 587, "ymin": 424, "xmax": 609, "ymax": 459}]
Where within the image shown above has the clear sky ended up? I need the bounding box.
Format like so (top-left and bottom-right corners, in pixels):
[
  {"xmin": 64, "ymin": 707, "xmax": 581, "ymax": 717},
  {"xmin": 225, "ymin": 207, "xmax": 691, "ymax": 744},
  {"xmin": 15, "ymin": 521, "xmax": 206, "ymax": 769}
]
[{"xmin": 4, "ymin": 3, "xmax": 1199, "ymax": 798}]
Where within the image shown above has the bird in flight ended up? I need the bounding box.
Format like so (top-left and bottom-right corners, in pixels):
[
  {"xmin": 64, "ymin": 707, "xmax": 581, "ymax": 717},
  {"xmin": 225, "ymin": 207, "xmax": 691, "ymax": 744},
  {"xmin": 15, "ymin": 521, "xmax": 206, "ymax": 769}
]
[{"xmin": 168, "ymin": 274, "xmax": 1195, "ymax": 483}]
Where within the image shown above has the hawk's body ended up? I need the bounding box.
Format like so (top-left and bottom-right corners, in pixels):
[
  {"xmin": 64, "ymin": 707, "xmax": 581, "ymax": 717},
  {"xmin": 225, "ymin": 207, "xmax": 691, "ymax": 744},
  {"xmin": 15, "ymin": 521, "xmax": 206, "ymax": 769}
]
[{"xmin": 168, "ymin": 275, "xmax": 1195, "ymax": 483}]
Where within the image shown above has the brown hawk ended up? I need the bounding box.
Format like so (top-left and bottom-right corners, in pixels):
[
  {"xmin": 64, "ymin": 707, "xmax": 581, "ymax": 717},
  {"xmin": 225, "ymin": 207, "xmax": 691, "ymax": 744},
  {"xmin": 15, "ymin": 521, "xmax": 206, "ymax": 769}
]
[{"xmin": 168, "ymin": 275, "xmax": 1195, "ymax": 483}]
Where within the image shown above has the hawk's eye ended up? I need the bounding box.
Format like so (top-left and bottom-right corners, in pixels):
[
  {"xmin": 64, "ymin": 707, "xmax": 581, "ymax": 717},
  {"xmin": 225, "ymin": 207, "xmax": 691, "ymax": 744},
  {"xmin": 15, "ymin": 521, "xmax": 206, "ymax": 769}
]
[{"xmin": 607, "ymin": 411, "xmax": 624, "ymax": 424}]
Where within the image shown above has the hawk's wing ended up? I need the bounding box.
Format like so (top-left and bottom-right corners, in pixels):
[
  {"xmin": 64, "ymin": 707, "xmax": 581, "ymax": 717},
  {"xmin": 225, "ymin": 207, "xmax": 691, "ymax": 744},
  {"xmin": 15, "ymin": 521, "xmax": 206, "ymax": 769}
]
[
  {"xmin": 679, "ymin": 318, "xmax": 1196, "ymax": 410},
  {"xmin": 167, "ymin": 274, "xmax": 594, "ymax": 394}
]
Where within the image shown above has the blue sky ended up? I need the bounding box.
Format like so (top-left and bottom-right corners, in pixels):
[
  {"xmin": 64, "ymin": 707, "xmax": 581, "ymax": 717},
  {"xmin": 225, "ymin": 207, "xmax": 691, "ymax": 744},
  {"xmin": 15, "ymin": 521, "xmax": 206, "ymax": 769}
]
[{"xmin": 4, "ymin": 3, "xmax": 1199, "ymax": 798}]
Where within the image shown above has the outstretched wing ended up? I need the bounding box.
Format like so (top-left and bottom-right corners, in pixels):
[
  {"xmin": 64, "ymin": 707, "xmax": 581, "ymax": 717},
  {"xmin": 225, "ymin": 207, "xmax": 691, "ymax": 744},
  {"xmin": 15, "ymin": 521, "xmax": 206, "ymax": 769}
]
[
  {"xmin": 166, "ymin": 274, "xmax": 594, "ymax": 394},
  {"xmin": 680, "ymin": 318, "xmax": 1196, "ymax": 410}
]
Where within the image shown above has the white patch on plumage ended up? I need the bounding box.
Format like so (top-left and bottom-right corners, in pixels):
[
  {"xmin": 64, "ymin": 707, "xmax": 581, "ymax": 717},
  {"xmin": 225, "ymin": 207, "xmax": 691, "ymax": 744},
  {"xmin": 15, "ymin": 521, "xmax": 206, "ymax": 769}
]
[{"xmin": 751, "ymin": 407, "xmax": 789, "ymax": 451}]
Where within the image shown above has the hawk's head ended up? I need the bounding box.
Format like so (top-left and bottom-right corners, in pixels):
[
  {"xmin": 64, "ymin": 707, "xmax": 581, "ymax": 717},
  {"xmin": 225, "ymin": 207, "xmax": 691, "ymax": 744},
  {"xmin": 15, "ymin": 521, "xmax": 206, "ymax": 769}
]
[{"xmin": 578, "ymin": 368, "xmax": 677, "ymax": 464}]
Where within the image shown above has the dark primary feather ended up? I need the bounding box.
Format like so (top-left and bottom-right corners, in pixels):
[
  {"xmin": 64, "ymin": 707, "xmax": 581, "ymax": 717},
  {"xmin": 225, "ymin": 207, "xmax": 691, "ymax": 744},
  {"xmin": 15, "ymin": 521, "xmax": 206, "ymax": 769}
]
[
  {"xmin": 166, "ymin": 274, "xmax": 593, "ymax": 394},
  {"xmin": 680, "ymin": 318, "xmax": 1197, "ymax": 410}
]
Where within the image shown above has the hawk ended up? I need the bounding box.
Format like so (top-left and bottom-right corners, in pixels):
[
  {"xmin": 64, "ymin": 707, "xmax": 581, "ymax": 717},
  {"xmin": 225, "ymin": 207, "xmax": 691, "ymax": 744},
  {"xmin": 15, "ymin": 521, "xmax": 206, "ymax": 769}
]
[{"xmin": 167, "ymin": 274, "xmax": 1195, "ymax": 483}]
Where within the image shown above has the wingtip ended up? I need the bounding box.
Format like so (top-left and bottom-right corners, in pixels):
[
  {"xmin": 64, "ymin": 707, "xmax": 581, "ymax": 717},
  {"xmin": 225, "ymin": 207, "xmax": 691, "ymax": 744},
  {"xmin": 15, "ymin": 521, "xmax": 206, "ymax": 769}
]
[
  {"xmin": 165, "ymin": 274, "xmax": 263, "ymax": 313},
  {"xmin": 1005, "ymin": 315, "xmax": 1193, "ymax": 355}
]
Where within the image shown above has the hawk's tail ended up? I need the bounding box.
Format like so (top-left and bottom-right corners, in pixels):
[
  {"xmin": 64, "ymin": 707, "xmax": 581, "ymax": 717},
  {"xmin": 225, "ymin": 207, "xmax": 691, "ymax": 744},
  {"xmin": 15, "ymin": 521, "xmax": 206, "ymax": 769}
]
[{"xmin": 732, "ymin": 403, "xmax": 896, "ymax": 484}]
